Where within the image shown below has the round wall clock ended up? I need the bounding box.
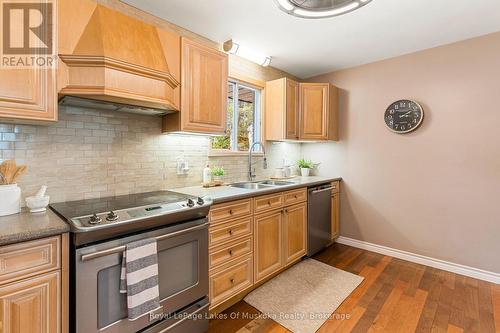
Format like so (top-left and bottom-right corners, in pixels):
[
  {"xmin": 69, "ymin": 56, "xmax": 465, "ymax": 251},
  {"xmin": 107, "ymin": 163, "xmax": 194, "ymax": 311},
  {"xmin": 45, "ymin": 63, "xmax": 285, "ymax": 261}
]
[{"xmin": 384, "ymin": 99, "xmax": 424, "ymax": 134}]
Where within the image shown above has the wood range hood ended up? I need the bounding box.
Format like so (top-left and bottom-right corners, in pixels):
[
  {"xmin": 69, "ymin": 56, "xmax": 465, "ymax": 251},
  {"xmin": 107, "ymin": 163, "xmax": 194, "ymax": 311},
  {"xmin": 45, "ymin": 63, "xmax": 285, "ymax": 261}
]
[{"xmin": 58, "ymin": 5, "xmax": 180, "ymax": 114}]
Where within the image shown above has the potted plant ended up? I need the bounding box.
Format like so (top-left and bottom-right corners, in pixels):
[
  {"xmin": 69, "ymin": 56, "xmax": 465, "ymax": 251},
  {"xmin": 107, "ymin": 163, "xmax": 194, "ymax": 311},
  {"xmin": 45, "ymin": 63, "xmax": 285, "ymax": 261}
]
[
  {"xmin": 297, "ymin": 158, "xmax": 314, "ymax": 177},
  {"xmin": 210, "ymin": 166, "xmax": 225, "ymax": 182}
]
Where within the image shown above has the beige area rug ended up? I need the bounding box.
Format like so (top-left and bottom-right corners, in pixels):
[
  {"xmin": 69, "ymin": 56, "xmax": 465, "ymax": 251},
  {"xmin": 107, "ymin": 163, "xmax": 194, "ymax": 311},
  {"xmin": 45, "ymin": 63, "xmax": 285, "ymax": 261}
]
[{"xmin": 244, "ymin": 259, "xmax": 364, "ymax": 333}]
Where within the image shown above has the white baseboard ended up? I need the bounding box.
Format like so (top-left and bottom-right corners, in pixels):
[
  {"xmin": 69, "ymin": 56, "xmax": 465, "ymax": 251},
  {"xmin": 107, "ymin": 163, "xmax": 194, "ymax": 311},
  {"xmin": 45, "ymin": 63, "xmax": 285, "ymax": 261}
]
[{"xmin": 337, "ymin": 236, "xmax": 500, "ymax": 284}]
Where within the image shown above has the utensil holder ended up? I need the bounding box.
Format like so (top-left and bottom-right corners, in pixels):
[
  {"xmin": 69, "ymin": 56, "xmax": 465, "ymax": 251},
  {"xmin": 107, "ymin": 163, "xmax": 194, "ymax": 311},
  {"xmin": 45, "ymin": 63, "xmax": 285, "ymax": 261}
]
[{"xmin": 0, "ymin": 184, "xmax": 21, "ymax": 216}]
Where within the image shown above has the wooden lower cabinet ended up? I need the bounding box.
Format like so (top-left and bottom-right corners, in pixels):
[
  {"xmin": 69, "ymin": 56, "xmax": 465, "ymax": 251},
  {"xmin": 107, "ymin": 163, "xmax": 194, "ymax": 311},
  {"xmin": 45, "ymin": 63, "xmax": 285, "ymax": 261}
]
[
  {"xmin": 331, "ymin": 193, "xmax": 340, "ymax": 240},
  {"xmin": 209, "ymin": 217, "xmax": 252, "ymax": 248},
  {"xmin": 0, "ymin": 271, "xmax": 60, "ymax": 333},
  {"xmin": 254, "ymin": 210, "xmax": 283, "ymax": 282},
  {"xmin": 254, "ymin": 202, "xmax": 307, "ymax": 283},
  {"xmin": 209, "ymin": 189, "xmax": 309, "ymax": 312},
  {"xmin": 283, "ymin": 203, "xmax": 307, "ymax": 265},
  {"xmin": 209, "ymin": 237, "xmax": 253, "ymax": 269},
  {"xmin": 0, "ymin": 235, "xmax": 67, "ymax": 333},
  {"xmin": 209, "ymin": 255, "xmax": 253, "ymax": 309}
]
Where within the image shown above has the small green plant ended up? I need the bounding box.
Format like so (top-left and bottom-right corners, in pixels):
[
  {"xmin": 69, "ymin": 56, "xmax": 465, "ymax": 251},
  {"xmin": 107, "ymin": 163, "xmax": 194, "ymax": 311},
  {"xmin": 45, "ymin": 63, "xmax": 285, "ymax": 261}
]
[
  {"xmin": 210, "ymin": 166, "xmax": 225, "ymax": 177},
  {"xmin": 297, "ymin": 158, "xmax": 314, "ymax": 169}
]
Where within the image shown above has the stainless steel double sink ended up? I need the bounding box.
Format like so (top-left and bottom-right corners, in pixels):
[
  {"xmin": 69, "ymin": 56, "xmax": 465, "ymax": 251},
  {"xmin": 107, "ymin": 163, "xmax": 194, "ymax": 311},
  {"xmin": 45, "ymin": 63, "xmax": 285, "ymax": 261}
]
[{"xmin": 229, "ymin": 180, "xmax": 295, "ymax": 190}]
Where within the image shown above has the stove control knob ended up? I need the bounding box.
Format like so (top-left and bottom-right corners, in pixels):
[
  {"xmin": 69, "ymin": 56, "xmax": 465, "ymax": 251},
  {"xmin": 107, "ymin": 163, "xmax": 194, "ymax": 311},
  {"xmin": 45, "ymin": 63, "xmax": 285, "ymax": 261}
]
[
  {"xmin": 89, "ymin": 214, "xmax": 102, "ymax": 225},
  {"xmin": 197, "ymin": 197, "xmax": 204, "ymax": 205},
  {"xmin": 187, "ymin": 198, "xmax": 195, "ymax": 207},
  {"xmin": 106, "ymin": 211, "xmax": 119, "ymax": 222}
]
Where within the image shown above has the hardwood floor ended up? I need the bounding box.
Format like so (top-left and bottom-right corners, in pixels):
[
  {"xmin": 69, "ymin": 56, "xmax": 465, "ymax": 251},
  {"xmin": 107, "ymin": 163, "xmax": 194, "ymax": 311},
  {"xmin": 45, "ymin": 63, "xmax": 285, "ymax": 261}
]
[{"xmin": 207, "ymin": 243, "xmax": 500, "ymax": 333}]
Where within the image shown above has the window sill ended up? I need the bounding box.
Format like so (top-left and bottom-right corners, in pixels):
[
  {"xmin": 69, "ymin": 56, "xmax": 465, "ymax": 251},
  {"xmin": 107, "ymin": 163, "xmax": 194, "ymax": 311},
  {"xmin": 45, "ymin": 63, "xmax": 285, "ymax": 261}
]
[{"xmin": 208, "ymin": 150, "xmax": 263, "ymax": 157}]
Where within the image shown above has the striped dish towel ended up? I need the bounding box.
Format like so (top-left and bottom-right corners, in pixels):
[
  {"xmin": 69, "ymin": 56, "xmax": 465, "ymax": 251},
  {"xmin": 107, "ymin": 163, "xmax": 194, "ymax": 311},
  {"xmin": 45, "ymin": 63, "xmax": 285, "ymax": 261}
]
[{"xmin": 119, "ymin": 238, "xmax": 161, "ymax": 320}]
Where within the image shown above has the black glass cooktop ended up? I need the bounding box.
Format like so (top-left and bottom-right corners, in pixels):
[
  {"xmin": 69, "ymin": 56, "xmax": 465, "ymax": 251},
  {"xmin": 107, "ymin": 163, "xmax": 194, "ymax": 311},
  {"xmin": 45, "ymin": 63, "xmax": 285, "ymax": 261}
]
[{"xmin": 50, "ymin": 190, "xmax": 191, "ymax": 221}]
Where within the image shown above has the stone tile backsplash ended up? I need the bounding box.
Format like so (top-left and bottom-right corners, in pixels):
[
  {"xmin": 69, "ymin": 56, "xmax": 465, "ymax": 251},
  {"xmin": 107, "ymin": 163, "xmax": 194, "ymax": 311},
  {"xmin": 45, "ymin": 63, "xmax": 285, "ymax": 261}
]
[{"xmin": 0, "ymin": 106, "xmax": 302, "ymax": 203}]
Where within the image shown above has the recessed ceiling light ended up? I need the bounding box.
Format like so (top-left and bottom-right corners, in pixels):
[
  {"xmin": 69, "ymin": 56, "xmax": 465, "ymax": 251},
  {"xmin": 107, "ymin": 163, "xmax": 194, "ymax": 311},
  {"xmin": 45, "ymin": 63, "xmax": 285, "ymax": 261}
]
[{"xmin": 274, "ymin": 0, "xmax": 373, "ymax": 19}]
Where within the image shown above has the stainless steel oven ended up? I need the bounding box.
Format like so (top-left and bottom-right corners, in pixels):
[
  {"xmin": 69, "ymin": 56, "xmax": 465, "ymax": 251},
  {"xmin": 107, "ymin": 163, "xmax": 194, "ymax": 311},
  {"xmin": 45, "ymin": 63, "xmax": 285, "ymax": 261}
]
[{"xmin": 74, "ymin": 218, "xmax": 209, "ymax": 333}]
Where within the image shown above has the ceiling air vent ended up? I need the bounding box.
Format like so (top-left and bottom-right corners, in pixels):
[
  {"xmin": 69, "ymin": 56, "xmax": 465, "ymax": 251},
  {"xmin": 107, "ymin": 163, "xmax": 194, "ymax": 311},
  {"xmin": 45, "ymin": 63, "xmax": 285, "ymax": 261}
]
[{"xmin": 274, "ymin": 0, "xmax": 373, "ymax": 18}]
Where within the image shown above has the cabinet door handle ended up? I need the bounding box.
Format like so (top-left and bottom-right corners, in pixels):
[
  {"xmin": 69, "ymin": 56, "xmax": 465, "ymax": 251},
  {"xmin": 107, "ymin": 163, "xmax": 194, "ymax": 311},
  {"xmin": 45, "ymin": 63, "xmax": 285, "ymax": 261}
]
[
  {"xmin": 230, "ymin": 278, "xmax": 235, "ymax": 284},
  {"xmin": 284, "ymin": 209, "xmax": 288, "ymax": 213},
  {"xmin": 267, "ymin": 201, "xmax": 272, "ymax": 206},
  {"xmin": 229, "ymin": 250, "xmax": 233, "ymax": 256},
  {"xmin": 228, "ymin": 229, "xmax": 234, "ymax": 235},
  {"xmin": 229, "ymin": 209, "xmax": 234, "ymax": 215}
]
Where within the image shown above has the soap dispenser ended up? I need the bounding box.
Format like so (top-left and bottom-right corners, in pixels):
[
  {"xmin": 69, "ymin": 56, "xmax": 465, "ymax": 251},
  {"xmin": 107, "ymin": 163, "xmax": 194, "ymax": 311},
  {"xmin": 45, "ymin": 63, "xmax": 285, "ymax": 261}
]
[{"xmin": 203, "ymin": 162, "xmax": 211, "ymax": 184}]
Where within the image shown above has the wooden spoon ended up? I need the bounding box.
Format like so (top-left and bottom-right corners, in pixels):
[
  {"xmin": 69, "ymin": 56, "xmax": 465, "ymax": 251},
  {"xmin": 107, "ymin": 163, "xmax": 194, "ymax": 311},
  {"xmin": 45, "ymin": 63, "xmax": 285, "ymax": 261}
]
[
  {"xmin": 11, "ymin": 165, "xmax": 27, "ymax": 184},
  {"xmin": 0, "ymin": 161, "xmax": 26, "ymax": 185},
  {"xmin": 5, "ymin": 161, "xmax": 17, "ymax": 184},
  {"xmin": 0, "ymin": 161, "xmax": 15, "ymax": 184}
]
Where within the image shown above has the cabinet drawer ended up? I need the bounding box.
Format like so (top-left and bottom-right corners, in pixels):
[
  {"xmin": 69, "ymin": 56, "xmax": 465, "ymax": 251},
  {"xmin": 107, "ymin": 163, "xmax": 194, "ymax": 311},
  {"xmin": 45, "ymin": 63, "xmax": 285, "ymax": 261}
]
[
  {"xmin": 331, "ymin": 181, "xmax": 340, "ymax": 194},
  {"xmin": 283, "ymin": 188, "xmax": 307, "ymax": 206},
  {"xmin": 209, "ymin": 236, "xmax": 252, "ymax": 270},
  {"xmin": 254, "ymin": 193, "xmax": 283, "ymax": 214},
  {"xmin": 209, "ymin": 218, "xmax": 252, "ymax": 248},
  {"xmin": 209, "ymin": 199, "xmax": 252, "ymax": 225},
  {"xmin": 0, "ymin": 236, "xmax": 60, "ymax": 285},
  {"xmin": 209, "ymin": 255, "xmax": 253, "ymax": 308}
]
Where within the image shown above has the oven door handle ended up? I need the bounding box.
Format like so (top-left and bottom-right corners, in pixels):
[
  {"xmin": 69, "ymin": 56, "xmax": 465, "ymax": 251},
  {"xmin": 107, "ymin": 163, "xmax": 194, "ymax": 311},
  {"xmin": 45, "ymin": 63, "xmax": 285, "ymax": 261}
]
[
  {"xmin": 80, "ymin": 222, "xmax": 209, "ymax": 262},
  {"xmin": 157, "ymin": 302, "xmax": 210, "ymax": 333}
]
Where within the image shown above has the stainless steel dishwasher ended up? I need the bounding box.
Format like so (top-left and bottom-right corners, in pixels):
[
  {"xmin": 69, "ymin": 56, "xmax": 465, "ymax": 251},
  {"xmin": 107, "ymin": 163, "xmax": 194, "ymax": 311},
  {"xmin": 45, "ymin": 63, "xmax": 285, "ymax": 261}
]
[{"xmin": 307, "ymin": 183, "xmax": 333, "ymax": 256}]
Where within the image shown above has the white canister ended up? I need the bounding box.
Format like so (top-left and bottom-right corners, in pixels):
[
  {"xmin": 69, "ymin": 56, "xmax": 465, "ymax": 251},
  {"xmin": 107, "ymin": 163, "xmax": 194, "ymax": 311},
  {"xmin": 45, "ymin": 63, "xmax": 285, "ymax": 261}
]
[{"xmin": 0, "ymin": 184, "xmax": 21, "ymax": 216}]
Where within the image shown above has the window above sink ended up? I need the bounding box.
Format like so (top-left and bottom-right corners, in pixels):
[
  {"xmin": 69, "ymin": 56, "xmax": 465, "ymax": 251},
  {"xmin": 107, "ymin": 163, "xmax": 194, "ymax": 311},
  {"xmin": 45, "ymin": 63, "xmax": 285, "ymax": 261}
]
[{"xmin": 210, "ymin": 80, "xmax": 262, "ymax": 155}]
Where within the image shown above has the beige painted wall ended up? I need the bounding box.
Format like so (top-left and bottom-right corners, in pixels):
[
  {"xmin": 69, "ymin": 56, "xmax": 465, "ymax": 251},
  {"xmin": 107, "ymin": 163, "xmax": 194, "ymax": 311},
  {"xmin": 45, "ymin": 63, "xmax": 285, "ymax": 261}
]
[{"xmin": 303, "ymin": 31, "xmax": 500, "ymax": 273}]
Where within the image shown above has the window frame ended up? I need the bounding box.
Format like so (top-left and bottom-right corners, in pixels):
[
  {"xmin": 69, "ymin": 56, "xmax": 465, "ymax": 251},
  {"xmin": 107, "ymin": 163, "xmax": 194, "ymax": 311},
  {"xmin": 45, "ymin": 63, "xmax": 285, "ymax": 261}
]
[{"xmin": 209, "ymin": 78, "xmax": 263, "ymax": 156}]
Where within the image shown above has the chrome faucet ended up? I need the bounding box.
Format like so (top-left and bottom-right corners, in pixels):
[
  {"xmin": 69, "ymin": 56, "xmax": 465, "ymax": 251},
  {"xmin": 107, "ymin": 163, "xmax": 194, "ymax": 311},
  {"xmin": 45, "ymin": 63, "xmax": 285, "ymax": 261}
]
[{"xmin": 248, "ymin": 141, "xmax": 267, "ymax": 181}]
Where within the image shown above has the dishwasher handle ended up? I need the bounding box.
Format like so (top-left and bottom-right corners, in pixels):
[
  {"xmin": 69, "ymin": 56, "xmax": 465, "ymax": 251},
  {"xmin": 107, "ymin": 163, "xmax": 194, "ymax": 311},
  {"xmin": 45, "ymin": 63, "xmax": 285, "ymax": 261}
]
[{"xmin": 310, "ymin": 186, "xmax": 334, "ymax": 195}]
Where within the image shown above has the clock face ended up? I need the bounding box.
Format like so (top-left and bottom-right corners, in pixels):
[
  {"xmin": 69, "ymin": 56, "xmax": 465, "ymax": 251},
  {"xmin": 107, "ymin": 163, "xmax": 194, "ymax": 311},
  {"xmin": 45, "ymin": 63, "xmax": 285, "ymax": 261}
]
[{"xmin": 384, "ymin": 100, "xmax": 424, "ymax": 133}]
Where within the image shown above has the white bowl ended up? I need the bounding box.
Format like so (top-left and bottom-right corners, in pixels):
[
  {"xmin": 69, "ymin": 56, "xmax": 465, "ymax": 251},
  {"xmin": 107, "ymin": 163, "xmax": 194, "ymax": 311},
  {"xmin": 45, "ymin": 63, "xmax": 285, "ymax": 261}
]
[{"xmin": 25, "ymin": 196, "xmax": 50, "ymax": 213}]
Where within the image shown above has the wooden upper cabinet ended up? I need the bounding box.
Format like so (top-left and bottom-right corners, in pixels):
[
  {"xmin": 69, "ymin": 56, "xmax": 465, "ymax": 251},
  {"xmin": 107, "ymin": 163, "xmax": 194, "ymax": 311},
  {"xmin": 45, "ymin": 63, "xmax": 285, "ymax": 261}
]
[
  {"xmin": 300, "ymin": 83, "xmax": 328, "ymax": 140},
  {"xmin": 300, "ymin": 83, "xmax": 338, "ymax": 140},
  {"xmin": 264, "ymin": 79, "xmax": 338, "ymax": 141},
  {"xmin": 163, "ymin": 38, "xmax": 228, "ymax": 134},
  {"xmin": 265, "ymin": 78, "xmax": 299, "ymax": 140},
  {"xmin": 0, "ymin": 0, "xmax": 57, "ymax": 123},
  {"xmin": 0, "ymin": 68, "xmax": 57, "ymax": 123},
  {"xmin": 285, "ymin": 79, "xmax": 300, "ymax": 139}
]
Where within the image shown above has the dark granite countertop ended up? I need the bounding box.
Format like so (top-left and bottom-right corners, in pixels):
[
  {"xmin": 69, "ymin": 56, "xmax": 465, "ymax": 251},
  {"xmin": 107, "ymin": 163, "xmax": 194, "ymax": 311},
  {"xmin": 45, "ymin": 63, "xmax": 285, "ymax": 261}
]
[
  {"xmin": 0, "ymin": 209, "xmax": 70, "ymax": 246},
  {"xmin": 172, "ymin": 176, "xmax": 342, "ymax": 204}
]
